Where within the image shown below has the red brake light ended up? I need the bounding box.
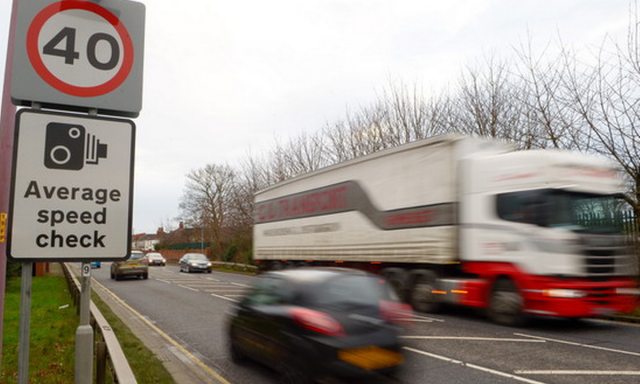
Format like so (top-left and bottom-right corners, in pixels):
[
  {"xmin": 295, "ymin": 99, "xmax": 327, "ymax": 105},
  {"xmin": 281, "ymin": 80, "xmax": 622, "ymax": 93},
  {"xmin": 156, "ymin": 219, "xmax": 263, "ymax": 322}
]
[
  {"xmin": 289, "ymin": 308, "xmax": 345, "ymax": 337},
  {"xmin": 380, "ymin": 300, "xmax": 413, "ymax": 326}
]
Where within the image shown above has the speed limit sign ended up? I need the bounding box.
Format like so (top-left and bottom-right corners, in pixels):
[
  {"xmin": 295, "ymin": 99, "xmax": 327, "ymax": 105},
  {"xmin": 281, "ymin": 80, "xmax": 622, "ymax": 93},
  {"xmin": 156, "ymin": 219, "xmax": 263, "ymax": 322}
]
[{"xmin": 11, "ymin": 0, "xmax": 145, "ymax": 117}]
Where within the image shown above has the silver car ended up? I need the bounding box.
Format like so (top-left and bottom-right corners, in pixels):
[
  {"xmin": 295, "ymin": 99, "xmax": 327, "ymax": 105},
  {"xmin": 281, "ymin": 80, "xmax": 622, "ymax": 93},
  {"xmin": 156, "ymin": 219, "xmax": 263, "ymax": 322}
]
[
  {"xmin": 179, "ymin": 253, "xmax": 212, "ymax": 273},
  {"xmin": 147, "ymin": 252, "xmax": 166, "ymax": 266}
]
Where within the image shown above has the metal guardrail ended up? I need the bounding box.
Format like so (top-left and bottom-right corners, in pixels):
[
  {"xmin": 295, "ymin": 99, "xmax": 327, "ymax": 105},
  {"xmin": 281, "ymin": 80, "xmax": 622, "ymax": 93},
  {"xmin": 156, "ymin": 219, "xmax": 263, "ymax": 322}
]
[
  {"xmin": 62, "ymin": 262, "xmax": 137, "ymax": 384},
  {"xmin": 211, "ymin": 260, "xmax": 258, "ymax": 270}
]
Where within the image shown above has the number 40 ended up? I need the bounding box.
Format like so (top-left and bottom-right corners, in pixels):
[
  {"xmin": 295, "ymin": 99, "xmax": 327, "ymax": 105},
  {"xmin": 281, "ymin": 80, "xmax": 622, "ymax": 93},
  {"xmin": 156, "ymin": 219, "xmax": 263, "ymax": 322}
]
[{"xmin": 43, "ymin": 27, "xmax": 120, "ymax": 71}]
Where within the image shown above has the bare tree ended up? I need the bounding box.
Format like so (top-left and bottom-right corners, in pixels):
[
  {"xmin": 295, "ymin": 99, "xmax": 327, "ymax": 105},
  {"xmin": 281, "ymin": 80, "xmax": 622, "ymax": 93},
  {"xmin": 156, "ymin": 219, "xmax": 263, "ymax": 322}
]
[{"xmin": 179, "ymin": 164, "xmax": 236, "ymax": 256}]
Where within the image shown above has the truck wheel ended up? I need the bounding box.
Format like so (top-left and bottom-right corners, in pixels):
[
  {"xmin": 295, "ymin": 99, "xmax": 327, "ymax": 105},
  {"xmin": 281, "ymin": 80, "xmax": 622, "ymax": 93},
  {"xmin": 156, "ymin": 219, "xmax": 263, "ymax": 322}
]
[
  {"xmin": 410, "ymin": 272, "xmax": 441, "ymax": 313},
  {"xmin": 488, "ymin": 278, "xmax": 524, "ymax": 326}
]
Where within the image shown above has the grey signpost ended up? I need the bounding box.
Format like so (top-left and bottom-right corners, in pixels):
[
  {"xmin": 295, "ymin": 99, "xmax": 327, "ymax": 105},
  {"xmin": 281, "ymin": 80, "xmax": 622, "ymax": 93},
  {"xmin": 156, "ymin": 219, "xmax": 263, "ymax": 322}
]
[{"xmin": 7, "ymin": 0, "xmax": 145, "ymax": 382}]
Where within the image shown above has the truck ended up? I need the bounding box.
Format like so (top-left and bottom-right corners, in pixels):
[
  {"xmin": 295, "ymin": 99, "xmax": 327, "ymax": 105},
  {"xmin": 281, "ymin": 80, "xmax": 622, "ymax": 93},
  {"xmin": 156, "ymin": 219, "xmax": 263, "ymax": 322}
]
[{"xmin": 253, "ymin": 134, "xmax": 639, "ymax": 325}]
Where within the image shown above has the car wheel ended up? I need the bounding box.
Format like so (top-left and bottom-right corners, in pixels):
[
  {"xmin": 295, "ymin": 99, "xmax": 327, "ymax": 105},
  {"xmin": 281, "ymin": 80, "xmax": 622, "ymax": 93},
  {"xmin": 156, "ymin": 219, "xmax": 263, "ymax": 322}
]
[
  {"xmin": 410, "ymin": 272, "xmax": 441, "ymax": 313},
  {"xmin": 110, "ymin": 270, "xmax": 114, "ymax": 279},
  {"xmin": 115, "ymin": 273, "xmax": 122, "ymax": 281},
  {"xmin": 143, "ymin": 273, "xmax": 149, "ymax": 280},
  {"xmin": 488, "ymin": 278, "xmax": 524, "ymax": 326}
]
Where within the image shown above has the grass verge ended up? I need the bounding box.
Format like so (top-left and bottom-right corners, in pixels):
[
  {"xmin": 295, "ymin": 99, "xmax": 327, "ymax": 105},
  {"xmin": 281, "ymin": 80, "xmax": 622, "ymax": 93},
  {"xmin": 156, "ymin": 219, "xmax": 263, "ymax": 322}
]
[
  {"xmin": 2, "ymin": 272, "xmax": 175, "ymax": 384},
  {"xmin": 2, "ymin": 275, "xmax": 77, "ymax": 384}
]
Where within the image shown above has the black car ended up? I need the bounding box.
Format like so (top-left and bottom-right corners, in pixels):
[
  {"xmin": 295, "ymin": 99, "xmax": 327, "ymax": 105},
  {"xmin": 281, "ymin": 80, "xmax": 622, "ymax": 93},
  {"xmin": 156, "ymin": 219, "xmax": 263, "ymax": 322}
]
[{"xmin": 227, "ymin": 268, "xmax": 412, "ymax": 384}]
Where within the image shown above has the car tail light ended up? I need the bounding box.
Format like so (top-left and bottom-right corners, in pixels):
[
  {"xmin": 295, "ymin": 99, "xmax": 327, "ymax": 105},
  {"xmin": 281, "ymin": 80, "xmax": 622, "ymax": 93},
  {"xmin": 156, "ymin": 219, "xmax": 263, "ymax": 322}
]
[
  {"xmin": 290, "ymin": 308, "xmax": 346, "ymax": 337},
  {"xmin": 380, "ymin": 300, "xmax": 413, "ymax": 326}
]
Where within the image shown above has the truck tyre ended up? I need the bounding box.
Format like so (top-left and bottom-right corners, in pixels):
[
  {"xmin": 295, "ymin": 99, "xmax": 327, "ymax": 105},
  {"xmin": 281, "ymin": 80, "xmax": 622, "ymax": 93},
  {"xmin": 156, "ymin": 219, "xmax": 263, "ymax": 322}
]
[
  {"xmin": 381, "ymin": 268, "xmax": 409, "ymax": 300},
  {"xmin": 488, "ymin": 278, "xmax": 524, "ymax": 326},
  {"xmin": 410, "ymin": 271, "xmax": 441, "ymax": 313}
]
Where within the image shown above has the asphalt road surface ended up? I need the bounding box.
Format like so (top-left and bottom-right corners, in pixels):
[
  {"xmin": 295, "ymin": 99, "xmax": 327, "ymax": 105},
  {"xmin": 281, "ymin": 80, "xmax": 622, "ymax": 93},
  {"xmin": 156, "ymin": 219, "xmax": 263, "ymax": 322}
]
[{"xmin": 90, "ymin": 263, "xmax": 640, "ymax": 384}]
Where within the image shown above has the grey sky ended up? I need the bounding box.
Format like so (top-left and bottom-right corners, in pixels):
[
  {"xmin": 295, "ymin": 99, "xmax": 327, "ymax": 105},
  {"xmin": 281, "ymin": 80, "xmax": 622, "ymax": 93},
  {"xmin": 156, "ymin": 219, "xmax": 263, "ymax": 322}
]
[{"xmin": 0, "ymin": 0, "xmax": 633, "ymax": 233}]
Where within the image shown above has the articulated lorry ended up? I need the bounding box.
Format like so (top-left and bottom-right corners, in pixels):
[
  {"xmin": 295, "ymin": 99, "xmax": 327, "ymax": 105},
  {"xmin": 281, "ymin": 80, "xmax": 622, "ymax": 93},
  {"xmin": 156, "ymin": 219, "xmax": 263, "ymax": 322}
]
[{"xmin": 253, "ymin": 135, "xmax": 639, "ymax": 325}]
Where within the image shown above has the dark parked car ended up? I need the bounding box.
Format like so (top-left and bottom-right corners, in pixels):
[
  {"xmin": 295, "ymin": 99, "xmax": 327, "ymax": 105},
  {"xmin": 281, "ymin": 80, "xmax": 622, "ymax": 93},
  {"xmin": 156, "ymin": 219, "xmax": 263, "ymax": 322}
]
[
  {"xmin": 179, "ymin": 253, "xmax": 212, "ymax": 273},
  {"xmin": 227, "ymin": 268, "xmax": 411, "ymax": 384},
  {"xmin": 110, "ymin": 250, "xmax": 148, "ymax": 280}
]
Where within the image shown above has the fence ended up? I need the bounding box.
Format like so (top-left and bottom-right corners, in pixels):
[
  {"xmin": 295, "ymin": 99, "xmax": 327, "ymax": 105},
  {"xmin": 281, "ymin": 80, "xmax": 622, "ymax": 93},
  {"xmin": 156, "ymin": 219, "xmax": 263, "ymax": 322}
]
[
  {"xmin": 62, "ymin": 263, "xmax": 137, "ymax": 384},
  {"xmin": 576, "ymin": 210, "xmax": 638, "ymax": 235}
]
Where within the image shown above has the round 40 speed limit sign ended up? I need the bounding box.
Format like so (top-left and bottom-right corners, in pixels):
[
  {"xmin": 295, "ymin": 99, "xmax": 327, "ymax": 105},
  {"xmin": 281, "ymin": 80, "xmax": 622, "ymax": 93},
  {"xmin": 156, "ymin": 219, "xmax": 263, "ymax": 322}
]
[
  {"xmin": 27, "ymin": 1, "xmax": 134, "ymax": 97},
  {"xmin": 11, "ymin": 0, "xmax": 145, "ymax": 117}
]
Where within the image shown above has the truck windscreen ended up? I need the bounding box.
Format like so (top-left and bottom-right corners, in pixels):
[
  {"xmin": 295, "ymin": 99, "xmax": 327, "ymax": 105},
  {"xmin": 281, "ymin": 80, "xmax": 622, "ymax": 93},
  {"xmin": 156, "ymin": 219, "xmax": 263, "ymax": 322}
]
[{"xmin": 497, "ymin": 190, "xmax": 626, "ymax": 233}]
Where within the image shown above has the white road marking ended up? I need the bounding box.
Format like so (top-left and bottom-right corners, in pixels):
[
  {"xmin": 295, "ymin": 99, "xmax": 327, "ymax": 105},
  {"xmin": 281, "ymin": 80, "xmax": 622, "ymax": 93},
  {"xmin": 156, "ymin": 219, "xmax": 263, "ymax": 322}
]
[
  {"xmin": 156, "ymin": 279, "xmax": 172, "ymax": 284},
  {"xmin": 404, "ymin": 347, "xmax": 550, "ymax": 384},
  {"xmin": 401, "ymin": 336, "xmax": 545, "ymax": 342},
  {"xmin": 515, "ymin": 333, "xmax": 640, "ymax": 357},
  {"xmin": 413, "ymin": 314, "xmax": 445, "ymax": 322},
  {"xmin": 210, "ymin": 293, "xmax": 238, "ymax": 303},
  {"xmin": 515, "ymin": 370, "xmax": 640, "ymax": 376},
  {"xmin": 230, "ymin": 282, "xmax": 250, "ymax": 287},
  {"xmin": 178, "ymin": 285, "xmax": 199, "ymax": 292}
]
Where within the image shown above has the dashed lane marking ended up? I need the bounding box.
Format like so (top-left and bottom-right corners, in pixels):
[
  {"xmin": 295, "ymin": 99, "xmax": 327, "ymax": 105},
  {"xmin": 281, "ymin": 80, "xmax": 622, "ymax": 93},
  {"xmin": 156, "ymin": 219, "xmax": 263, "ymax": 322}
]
[
  {"xmin": 210, "ymin": 293, "xmax": 239, "ymax": 303},
  {"xmin": 178, "ymin": 285, "xmax": 199, "ymax": 292},
  {"xmin": 401, "ymin": 336, "xmax": 545, "ymax": 342},
  {"xmin": 515, "ymin": 370, "xmax": 640, "ymax": 376},
  {"xmin": 404, "ymin": 347, "xmax": 550, "ymax": 384},
  {"xmin": 515, "ymin": 333, "xmax": 640, "ymax": 357}
]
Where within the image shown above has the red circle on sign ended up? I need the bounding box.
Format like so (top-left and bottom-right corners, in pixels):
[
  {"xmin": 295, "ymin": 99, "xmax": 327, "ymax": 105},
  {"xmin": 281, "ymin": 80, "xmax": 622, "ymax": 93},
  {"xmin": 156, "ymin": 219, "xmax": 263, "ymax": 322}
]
[{"xmin": 26, "ymin": 0, "xmax": 135, "ymax": 98}]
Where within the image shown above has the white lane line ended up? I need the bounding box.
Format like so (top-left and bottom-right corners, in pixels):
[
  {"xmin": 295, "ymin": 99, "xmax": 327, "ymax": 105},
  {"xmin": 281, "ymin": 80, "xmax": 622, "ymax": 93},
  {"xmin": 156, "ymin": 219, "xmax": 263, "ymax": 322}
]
[
  {"xmin": 205, "ymin": 277, "xmax": 221, "ymax": 281},
  {"xmin": 231, "ymin": 282, "xmax": 250, "ymax": 287},
  {"xmin": 404, "ymin": 347, "xmax": 549, "ymax": 384},
  {"xmin": 414, "ymin": 315, "xmax": 445, "ymax": 322},
  {"xmin": 178, "ymin": 285, "xmax": 199, "ymax": 292},
  {"xmin": 515, "ymin": 333, "xmax": 640, "ymax": 357},
  {"xmin": 203, "ymin": 290, "xmax": 247, "ymax": 293},
  {"xmin": 515, "ymin": 370, "xmax": 640, "ymax": 376},
  {"xmin": 157, "ymin": 279, "xmax": 172, "ymax": 284},
  {"xmin": 210, "ymin": 293, "xmax": 238, "ymax": 303},
  {"xmin": 401, "ymin": 336, "xmax": 545, "ymax": 342}
]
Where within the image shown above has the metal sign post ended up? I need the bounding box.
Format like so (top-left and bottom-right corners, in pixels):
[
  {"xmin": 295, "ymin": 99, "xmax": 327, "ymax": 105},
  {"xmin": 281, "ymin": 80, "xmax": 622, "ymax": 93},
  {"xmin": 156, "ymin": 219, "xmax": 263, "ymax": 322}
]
[
  {"xmin": 75, "ymin": 262, "xmax": 93, "ymax": 383},
  {"xmin": 17, "ymin": 263, "xmax": 32, "ymax": 384}
]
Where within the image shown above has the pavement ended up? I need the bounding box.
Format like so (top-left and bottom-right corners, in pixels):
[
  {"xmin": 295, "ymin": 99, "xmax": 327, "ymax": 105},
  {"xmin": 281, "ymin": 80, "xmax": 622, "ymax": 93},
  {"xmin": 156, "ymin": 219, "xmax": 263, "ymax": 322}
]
[{"xmin": 63, "ymin": 262, "xmax": 227, "ymax": 384}]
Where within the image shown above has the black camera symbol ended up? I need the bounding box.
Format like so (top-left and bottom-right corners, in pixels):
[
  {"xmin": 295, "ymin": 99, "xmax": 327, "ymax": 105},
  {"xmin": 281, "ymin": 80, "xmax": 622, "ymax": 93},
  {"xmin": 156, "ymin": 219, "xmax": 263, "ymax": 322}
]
[{"xmin": 44, "ymin": 122, "xmax": 108, "ymax": 170}]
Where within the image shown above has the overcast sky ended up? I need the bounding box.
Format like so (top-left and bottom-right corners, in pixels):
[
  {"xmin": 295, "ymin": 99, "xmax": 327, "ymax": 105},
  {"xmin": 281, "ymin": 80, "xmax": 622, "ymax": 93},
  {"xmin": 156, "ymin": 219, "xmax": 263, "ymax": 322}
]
[{"xmin": 0, "ymin": 0, "xmax": 633, "ymax": 234}]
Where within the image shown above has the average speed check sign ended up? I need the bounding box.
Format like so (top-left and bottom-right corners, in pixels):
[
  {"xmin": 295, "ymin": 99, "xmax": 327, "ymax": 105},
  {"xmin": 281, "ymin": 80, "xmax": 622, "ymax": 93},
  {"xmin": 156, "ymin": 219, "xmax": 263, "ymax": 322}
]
[{"xmin": 11, "ymin": 0, "xmax": 145, "ymax": 117}]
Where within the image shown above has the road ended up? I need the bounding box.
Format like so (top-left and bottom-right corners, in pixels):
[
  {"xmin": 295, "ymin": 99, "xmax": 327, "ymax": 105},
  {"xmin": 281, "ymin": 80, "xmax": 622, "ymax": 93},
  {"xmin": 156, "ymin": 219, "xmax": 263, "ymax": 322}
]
[{"xmin": 90, "ymin": 264, "xmax": 640, "ymax": 384}]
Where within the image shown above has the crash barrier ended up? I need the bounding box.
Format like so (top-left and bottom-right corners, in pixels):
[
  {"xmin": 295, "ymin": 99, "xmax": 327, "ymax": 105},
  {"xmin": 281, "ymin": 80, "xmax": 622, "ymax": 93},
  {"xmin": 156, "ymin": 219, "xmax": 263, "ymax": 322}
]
[
  {"xmin": 211, "ymin": 260, "xmax": 258, "ymax": 271},
  {"xmin": 62, "ymin": 262, "xmax": 137, "ymax": 384}
]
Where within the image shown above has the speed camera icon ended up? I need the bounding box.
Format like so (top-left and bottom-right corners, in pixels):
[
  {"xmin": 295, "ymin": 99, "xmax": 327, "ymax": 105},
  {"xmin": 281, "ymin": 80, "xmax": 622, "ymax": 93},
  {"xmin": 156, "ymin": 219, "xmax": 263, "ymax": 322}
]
[{"xmin": 44, "ymin": 123, "xmax": 108, "ymax": 170}]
